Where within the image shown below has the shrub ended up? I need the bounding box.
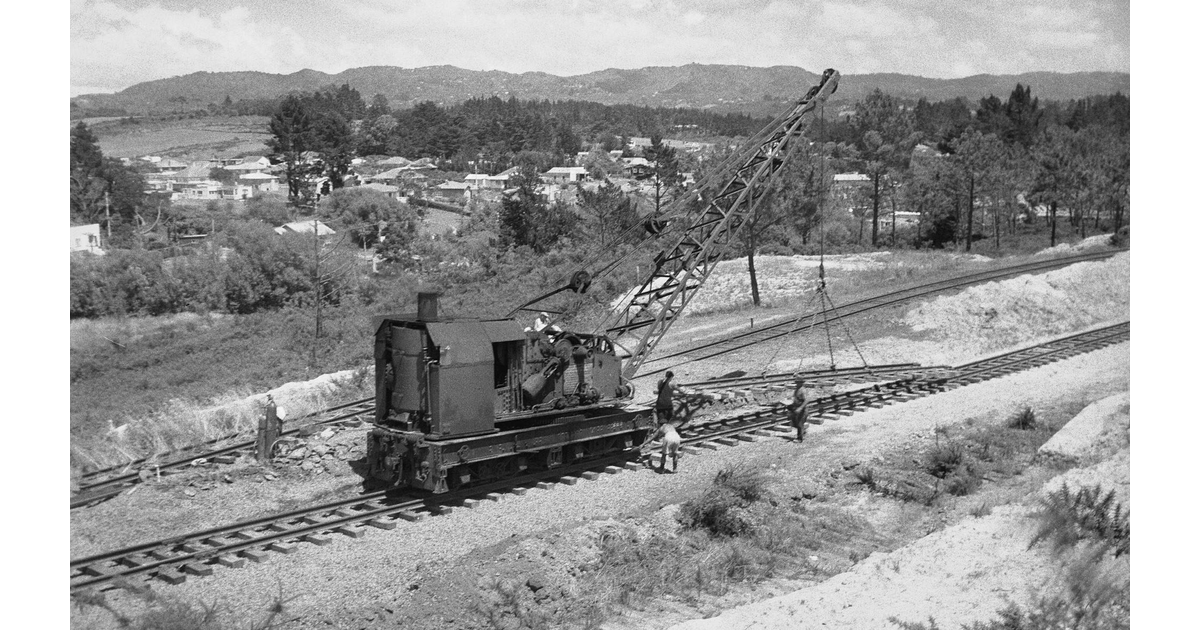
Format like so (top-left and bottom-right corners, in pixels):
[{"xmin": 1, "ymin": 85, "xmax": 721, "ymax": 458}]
[
  {"xmin": 1029, "ymin": 483, "xmax": 1130, "ymax": 558},
  {"xmin": 1009, "ymin": 406, "xmax": 1038, "ymax": 430},
  {"xmin": 679, "ymin": 464, "xmax": 768, "ymax": 537},
  {"xmin": 924, "ymin": 442, "xmax": 967, "ymax": 478}
]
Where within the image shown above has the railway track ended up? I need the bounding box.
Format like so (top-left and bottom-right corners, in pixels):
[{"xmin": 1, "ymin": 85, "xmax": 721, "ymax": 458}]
[
  {"xmin": 70, "ymin": 322, "xmax": 1128, "ymax": 594},
  {"xmin": 71, "ymin": 398, "xmax": 377, "ymax": 509},
  {"xmin": 71, "ymin": 248, "xmax": 1124, "ymax": 509},
  {"xmin": 639, "ymin": 248, "xmax": 1125, "ymax": 377}
]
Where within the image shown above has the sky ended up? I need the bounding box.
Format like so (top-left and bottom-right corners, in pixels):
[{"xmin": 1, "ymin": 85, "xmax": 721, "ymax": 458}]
[{"xmin": 69, "ymin": 0, "xmax": 1130, "ymax": 96}]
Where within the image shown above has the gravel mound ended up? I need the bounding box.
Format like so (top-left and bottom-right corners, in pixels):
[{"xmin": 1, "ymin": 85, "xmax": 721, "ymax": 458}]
[{"xmin": 903, "ymin": 252, "xmax": 1128, "ymax": 356}]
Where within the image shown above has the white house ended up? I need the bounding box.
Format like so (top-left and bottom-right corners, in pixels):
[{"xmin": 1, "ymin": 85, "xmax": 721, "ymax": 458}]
[
  {"xmin": 542, "ymin": 166, "xmax": 589, "ymax": 184},
  {"xmin": 239, "ymin": 172, "xmax": 280, "ymax": 194},
  {"xmin": 70, "ymin": 224, "xmax": 104, "ymax": 255}
]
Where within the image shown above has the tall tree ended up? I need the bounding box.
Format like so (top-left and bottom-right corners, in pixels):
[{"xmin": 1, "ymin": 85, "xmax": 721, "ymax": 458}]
[
  {"xmin": 576, "ymin": 180, "xmax": 638, "ymax": 246},
  {"xmin": 1029, "ymin": 126, "xmax": 1079, "ymax": 247},
  {"xmin": 268, "ymin": 95, "xmax": 320, "ymax": 203},
  {"xmin": 642, "ymin": 134, "xmax": 683, "ymax": 214},
  {"xmin": 948, "ymin": 130, "xmax": 1005, "ymax": 251},
  {"xmin": 850, "ymin": 89, "xmax": 917, "ymax": 247}
]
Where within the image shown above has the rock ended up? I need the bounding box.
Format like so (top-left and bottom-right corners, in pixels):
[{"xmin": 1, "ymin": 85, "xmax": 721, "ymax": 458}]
[
  {"xmin": 320, "ymin": 428, "xmax": 336, "ymax": 440},
  {"xmin": 300, "ymin": 461, "xmax": 316, "ymax": 472},
  {"xmin": 526, "ymin": 576, "xmax": 546, "ymax": 592},
  {"xmin": 222, "ymin": 474, "xmax": 234, "ymax": 483},
  {"xmin": 297, "ymin": 424, "xmax": 322, "ymax": 437},
  {"xmin": 182, "ymin": 488, "xmax": 196, "ymax": 497},
  {"xmin": 842, "ymin": 460, "xmax": 861, "ymax": 471}
]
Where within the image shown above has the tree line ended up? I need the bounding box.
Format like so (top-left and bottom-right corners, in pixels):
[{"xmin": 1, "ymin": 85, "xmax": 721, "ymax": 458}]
[{"xmin": 70, "ymin": 82, "xmax": 1128, "ymax": 319}]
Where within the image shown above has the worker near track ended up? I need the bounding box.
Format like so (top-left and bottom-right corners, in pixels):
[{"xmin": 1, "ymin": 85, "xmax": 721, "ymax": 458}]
[
  {"xmin": 647, "ymin": 421, "xmax": 682, "ymax": 473},
  {"xmin": 787, "ymin": 379, "xmax": 809, "ymax": 442},
  {"xmin": 655, "ymin": 371, "xmax": 679, "ymax": 425}
]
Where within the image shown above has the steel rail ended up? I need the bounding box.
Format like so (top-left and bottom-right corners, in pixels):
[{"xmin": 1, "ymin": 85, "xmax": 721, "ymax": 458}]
[
  {"xmin": 639, "ymin": 249, "xmax": 1125, "ymax": 377},
  {"xmin": 70, "ymin": 452, "xmax": 634, "ymax": 593},
  {"xmin": 71, "ymin": 323, "xmax": 1128, "ymax": 593}
]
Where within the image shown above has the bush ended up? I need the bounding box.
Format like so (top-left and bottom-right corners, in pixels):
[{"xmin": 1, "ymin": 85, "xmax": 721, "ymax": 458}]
[
  {"xmin": 1029, "ymin": 483, "xmax": 1130, "ymax": 558},
  {"xmin": 1009, "ymin": 406, "xmax": 1038, "ymax": 430},
  {"xmin": 679, "ymin": 464, "xmax": 767, "ymax": 537}
]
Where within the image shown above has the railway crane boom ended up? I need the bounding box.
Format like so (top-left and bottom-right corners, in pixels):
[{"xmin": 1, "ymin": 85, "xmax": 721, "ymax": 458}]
[{"xmin": 606, "ymin": 69, "xmax": 840, "ymax": 379}]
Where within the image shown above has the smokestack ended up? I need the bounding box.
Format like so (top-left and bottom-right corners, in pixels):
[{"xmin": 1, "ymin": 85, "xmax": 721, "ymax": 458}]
[{"xmin": 417, "ymin": 292, "xmax": 439, "ymax": 321}]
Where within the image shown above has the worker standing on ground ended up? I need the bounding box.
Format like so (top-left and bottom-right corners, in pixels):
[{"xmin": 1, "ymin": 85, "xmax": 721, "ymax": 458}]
[
  {"xmin": 656, "ymin": 371, "xmax": 678, "ymax": 425},
  {"xmin": 787, "ymin": 379, "xmax": 809, "ymax": 442},
  {"xmin": 647, "ymin": 422, "xmax": 682, "ymax": 473}
]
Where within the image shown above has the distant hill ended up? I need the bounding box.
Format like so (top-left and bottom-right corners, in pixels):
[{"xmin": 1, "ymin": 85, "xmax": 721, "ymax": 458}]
[{"xmin": 71, "ymin": 64, "xmax": 1130, "ymax": 117}]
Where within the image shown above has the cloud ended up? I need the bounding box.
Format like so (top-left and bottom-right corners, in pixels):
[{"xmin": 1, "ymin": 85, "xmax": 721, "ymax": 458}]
[
  {"xmin": 71, "ymin": 1, "xmax": 314, "ymax": 94},
  {"xmin": 71, "ymin": 0, "xmax": 1129, "ymax": 95}
]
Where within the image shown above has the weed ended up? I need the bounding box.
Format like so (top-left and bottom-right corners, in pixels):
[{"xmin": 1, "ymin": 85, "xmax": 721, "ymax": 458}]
[
  {"xmin": 852, "ymin": 466, "xmax": 879, "ymax": 491},
  {"xmin": 679, "ymin": 464, "xmax": 768, "ymax": 537},
  {"xmin": 970, "ymin": 502, "xmax": 993, "ymax": 518},
  {"xmin": 924, "ymin": 442, "xmax": 966, "ymax": 478},
  {"xmin": 70, "ymin": 577, "xmax": 297, "ymax": 629},
  {"xmin": 1029, "ymin": 483, "xmax": 1130, "ymax": 558},
  {"xmin": 1009, "ymin": 406, "xmax": 1038, "ymax": 430}
]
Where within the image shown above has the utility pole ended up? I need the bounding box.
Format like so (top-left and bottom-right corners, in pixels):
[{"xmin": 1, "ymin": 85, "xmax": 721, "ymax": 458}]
[
  {"xmin": 312, "ymin": 218, "xmax": 320, "ymax": 367},
  {"xmin": 104, "ymin": 191, "xmax": 111, "ymax": 244}
]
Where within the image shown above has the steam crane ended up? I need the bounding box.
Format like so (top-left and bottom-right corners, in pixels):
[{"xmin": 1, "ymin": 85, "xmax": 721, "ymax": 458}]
[{"xmin": 366, "ymin": 70, "xmax": 839, "ymax": 493}]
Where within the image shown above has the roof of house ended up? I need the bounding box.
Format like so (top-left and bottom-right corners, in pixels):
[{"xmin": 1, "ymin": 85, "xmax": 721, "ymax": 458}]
[
  {"xmin": 378, "ymin": 156, "xmax": 411, "ymax": 165},
  {"xmin": 545, "ymin": 166, "xmax": 588, "ymax": 175},
  {"xmin": 370, "ymin": 167, "xmax": 405, "ymax": 180},
  {"xmin": 361, "ymin": 182, "xmax": 399, "ymax": 193},
  {"xmin": 239, "ymin": 172, "xmax": 278, "ymax": 180},
  {"xmin": 436, "ymin": 181, "xmax": 471, "ymax": 190},
  {"xmin": 225, "ymin": 161, "xmax": 270, "ymax": 171},
  {"xmin": 622, "ymin": 157, "xmax": 650, "ymax": 167},
  {"xmin": 174, "ymin": 163, "xmax": 215, "ymax": 179},
  {"xmin": 464, "ymin": 173, "xmax": 489, "ymax": 181},
  {"xmin": 275, "ymin": 220, "xmax": 336, "ymax": 236},
  {"xmin": 833, "ymin": 173, "xmax": 871, "ymax": 182}
]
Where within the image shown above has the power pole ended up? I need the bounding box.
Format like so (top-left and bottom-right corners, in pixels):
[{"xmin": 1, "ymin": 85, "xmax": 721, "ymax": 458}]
[
  {"xmin": 312, "ymin": 218, "xmax": 321, "ymax": 367},
  {"xmin": 104, "ymin": 191, "xmax": 111, "ymax": 244}
]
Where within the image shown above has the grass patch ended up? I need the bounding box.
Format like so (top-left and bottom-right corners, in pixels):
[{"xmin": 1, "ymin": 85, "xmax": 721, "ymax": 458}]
[
  {"xmin": 71, "ymin": 577, "xmax": 296, "ymax": 629},
  {"xmin": 567, "ymin": 465, "xmax": 888, "ymax": 623}
]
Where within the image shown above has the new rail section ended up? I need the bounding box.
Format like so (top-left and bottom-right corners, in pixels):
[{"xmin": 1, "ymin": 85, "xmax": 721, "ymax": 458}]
[{"xmin": 70, "ymin": 321, "xmax": 1128, "ymax": 593}]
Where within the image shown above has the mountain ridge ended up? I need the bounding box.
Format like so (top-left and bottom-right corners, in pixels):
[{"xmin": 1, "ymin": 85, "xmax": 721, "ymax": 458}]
[{"xmin": 71, "ymin": 64, "xmax": 1130, "ymax": 117}]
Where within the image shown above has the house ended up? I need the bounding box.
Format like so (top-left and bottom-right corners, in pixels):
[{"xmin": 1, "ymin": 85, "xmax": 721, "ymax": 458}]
[
  {"xmin": 831, "ymin": 173, "xmax": 872, "ymax": 212},
  {"xmin": 621, "ymin": 157, "xmax": 653, "ymax": 178},
  {"xmin": 464, "ymin": 171, "xmax": 513, "ymax": 190},
  {"xmin": 239, "ymin": 172, "xmax": 280, "ymax": 194},
  {"xmin": 174, "ymin": 182, "xmax": 253, "ymax": 201},
  {"xmin": 153, "ymin": 158, "xmax": 188, "ymax": 174},
  {"xmin": 224, "ymin": 156, "xmax": 272, "ymax": 175},
  {"xmin": 172, "ymin": 162, "xmax": 217, "ymax": 183},
  {"xmin": 361, "ymin": 182, "xmax": 401, "ymax": 199},
  {"xmin": 274, "ymin": 220, "xmax": 336, "ymax": 236},
  {"xmin": 542, "ymin": 166, "xmax": 589, "ymax": 184},
  {"xmin": 434, "ymin": 181, "xmax": 472, "ymax": 203},
  {"xmin": 70, "ymin": 224, "xmax": 104, "ymax": 255}
]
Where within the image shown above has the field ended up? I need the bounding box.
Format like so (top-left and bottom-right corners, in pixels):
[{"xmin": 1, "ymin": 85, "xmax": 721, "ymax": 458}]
[{"xmin": 87, "ymin": 115, "xmax": 272, "ymax": 160}]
